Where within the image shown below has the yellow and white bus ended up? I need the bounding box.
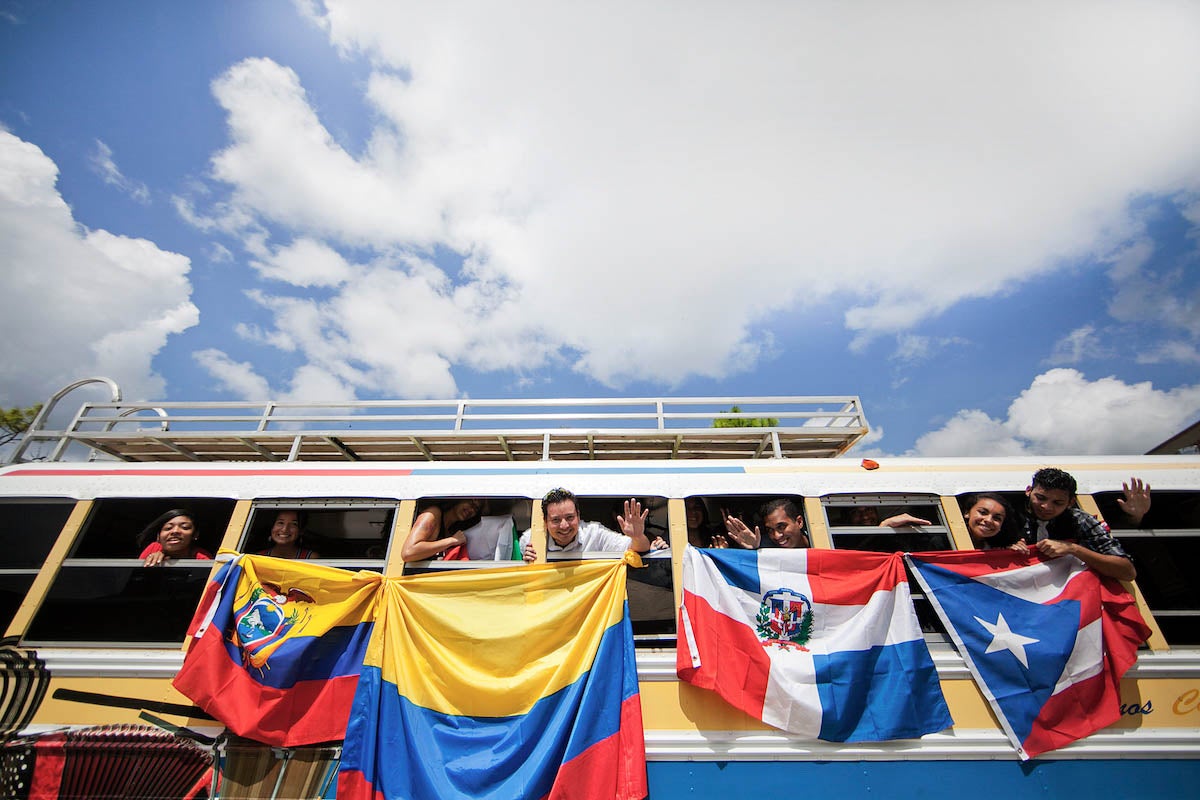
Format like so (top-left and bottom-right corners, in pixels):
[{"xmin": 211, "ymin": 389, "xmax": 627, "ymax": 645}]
[{"xmin": 2, "ymin": 386, "xmax": 1198, "ymax": 798}]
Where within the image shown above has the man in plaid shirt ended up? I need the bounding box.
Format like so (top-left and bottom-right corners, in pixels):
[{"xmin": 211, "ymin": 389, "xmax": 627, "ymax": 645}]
[{"xmin": 1016, "ymin": 467, "xmax": 1147, "ymax": 582}]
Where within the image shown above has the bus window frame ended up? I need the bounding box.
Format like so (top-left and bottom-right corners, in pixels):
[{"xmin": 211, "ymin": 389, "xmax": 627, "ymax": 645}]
[{"xmin": 242, "ymin": 498, "xmax": 399, "ymax": 572}]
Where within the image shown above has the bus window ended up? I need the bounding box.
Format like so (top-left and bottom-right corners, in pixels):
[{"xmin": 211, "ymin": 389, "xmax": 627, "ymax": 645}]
[
  {"xmin": 533, "ymin": 495, "xmax": 673, "ymax": 643},
  {"xmin": 400, "ymin": 497, "xmax": 531, "ymax": 575},
  {"xmin": 1093, "ymin": 490, "xmax": 1200, "ymax": 644},
  {"xmin": 0, "ymin": 500, "xmax": 75, "ymax": 632},
  {"xmin": 953, "ymin": 491, "xmax": 1026, "ymax": 550},
  {"xmin": 242, "ymin": 501, "xmax": 397, "ymax": 572},
  {"xmin": 822, "ymin": 494, "xmax": 953, "ymax": 552},
  {"xmin": 822, "ymin": 494, "xmax": 952, "ymax": 643},
  {"xmin": 23, "ymin": 498, "xmax": 235, "ymax": 646}
]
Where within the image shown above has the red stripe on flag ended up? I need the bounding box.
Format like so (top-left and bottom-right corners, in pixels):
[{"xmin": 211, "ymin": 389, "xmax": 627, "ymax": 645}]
[
  {"xmin": 677, "ymin": 590, "xmax": 771, "ymax": 721},
  {"xmin": 172, "ymin": 630, "xmax": 360, "ymax": 747},
  {"xmin": 544, "ymin": 695, "xmax": 649, "ymax": 800},
  {"xmin": 805, "ymin": 550, "xmax": 908, "ymax": 606},
  {"xmin": 1023, "ymin": 671, "xmax": 1119, "ymax": 759},
  {"xmin": 333, "ymin": 768, "xmax": 385, "ymax": 800}
]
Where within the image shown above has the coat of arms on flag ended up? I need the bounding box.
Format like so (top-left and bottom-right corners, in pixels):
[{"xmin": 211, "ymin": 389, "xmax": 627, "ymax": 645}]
[
  {"xmin": 906, "ymin": 550, "xmax": 1151, "ymax": 760},
  {"xmin": 677, "ymin": 547, "xmax": 952, "ymax": 742}
]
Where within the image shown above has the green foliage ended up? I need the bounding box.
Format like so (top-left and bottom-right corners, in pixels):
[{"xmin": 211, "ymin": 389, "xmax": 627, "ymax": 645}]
[
  {"xmin": 0, "ymin": 403, "xmax": 42, "ymax": 447},
  {"xmin": 712, "ymin": 405, "xmax": 779, "ymax": 428}
]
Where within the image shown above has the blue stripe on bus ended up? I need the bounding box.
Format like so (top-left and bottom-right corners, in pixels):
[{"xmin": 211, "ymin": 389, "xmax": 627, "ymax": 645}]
[{"xmin": 640, "ymin": 759, "xmax": 1200, "ymax": 800}]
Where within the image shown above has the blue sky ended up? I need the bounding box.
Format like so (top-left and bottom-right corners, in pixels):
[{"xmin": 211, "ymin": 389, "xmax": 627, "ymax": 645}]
[{"xmin": 2, "ymin": 1, "xmax": 1199, "ymax": 457}]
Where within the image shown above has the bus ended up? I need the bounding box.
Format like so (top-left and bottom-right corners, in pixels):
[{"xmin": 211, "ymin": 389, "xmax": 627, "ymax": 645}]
[{"xmin": 2, "ymin": 384, "xmax": 1198, "ymax": 798}]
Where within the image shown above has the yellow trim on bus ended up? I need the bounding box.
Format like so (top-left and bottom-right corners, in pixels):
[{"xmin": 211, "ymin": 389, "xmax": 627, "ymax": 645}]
[{"xmin": 6, "ymin": 500, "xmax": 92, "ymax": 640}]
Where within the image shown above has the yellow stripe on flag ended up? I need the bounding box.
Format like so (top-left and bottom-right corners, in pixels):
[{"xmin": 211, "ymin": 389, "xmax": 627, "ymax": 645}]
[{"xmin": 369, "ymin": 559, "xmax": 629, "ymax": 718}]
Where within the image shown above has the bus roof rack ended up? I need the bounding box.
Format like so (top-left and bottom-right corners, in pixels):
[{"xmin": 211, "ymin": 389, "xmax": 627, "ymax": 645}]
[{"xmin": 9, "ymin": 383, "xmax": 869, "ymax": 463}]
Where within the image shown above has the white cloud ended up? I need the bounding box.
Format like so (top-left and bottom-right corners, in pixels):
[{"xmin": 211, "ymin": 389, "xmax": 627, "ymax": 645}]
[
  {"xmin": 181, "ymin": 2, "xmax": 1200, "ymax": 395},
  {"xmin": 251, "ymin": 237, "xmax": 355, "ymax": 287},
  {"xmin": 89, "ymin": 139, "xmax": 150, "ymax": 203},
  {"xmin": 894, "ymin": 334, "xmax": 968, "ymax": 364},
  {"xmin": 911, "ymin": 368, "xmax": 1200, "ymax": 455},
  {"xmin": 193, "ymin": 349, "xmax": 271, "ymax": 398},
  {"xmin": 1046, "ymin": 325, "xmax": 1111, "ymax": 365},
  {"xmin": 0, "ymin": 131, "xmax": 198, "ymax": 407},
  {"xmin": 1137, "ymin": 340, "xmax": 1200, "ymax": 365}
]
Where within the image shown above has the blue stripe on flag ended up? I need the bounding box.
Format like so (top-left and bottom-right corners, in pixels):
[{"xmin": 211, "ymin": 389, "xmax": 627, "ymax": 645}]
[
  {"xmin": 815, "ymin": 639, "xmax": 952, "ymax": 742},
  {"xmin": 341, "ymin": 610, "xmax": 636, "ymax": 800},
  {"xmin": 701, "ymin": 547, "xmax": 762, "ymax": 594}
]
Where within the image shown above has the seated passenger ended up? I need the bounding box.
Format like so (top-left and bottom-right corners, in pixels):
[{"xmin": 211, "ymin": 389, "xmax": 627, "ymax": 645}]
[
  {"xmin": 402, "ymin": 499, "xmax": 483, "ymax": 562},
  {"xmin": 520, "ymin": 488, "xmax": 650, "ymax": 563},
  {"xmin": 684, "ymin": 497, "xmax": 729, "ymax": 548},
  {"xmin": 960, "ymin": 493, "xmax": 1020, "ymax": 549},
  {"xmin": 1016, "ymin": 468, "xmax": 1142, "ymax": 581},
  {"xmin": 724, "ymin": 498, "xmax": 809, "ymax": 549},
  {"xmin": 850, "ymin": 505, "xmax": 934, "ymax": 529},
  {"xmin": 257, "ymin": 510, "xmax": 320, "ymax": 559},
  {"xmin": 139, "ymin": 509, "xmax": 213, "ymax": 567}
]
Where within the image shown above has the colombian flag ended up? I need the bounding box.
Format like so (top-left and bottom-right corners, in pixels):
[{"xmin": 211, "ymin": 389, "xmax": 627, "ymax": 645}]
[
  {"xmin": 174, "ymin": 554, "xmax": 381, "ymax": 747},
  {"xmin": 337, "ymin": 555, "xmax": 647, "ymax": 800}
]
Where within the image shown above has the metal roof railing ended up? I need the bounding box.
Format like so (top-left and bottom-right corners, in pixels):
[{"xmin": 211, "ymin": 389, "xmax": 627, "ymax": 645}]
[{"xmin": 7, "ymin": 382, "xmax": 869, "ymax": 463}]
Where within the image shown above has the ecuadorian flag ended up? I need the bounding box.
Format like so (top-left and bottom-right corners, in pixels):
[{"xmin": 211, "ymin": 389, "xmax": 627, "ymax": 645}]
[
  {"xmin": 337, "ymin": 556, "xmax": 647, "ymax": 800},
  {"xmin": 174, "ymin": 554, "xmax": 381, "ymax": 747}
]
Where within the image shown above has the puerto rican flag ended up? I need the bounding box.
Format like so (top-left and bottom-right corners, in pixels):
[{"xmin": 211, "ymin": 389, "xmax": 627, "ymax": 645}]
[
  {"xmin": 677, "ymin": 547, "xmax": 952, "ymax": 741},
  {"xmin": 906, "ymin": 550, "xmax": 1151, "ymax": 760}
]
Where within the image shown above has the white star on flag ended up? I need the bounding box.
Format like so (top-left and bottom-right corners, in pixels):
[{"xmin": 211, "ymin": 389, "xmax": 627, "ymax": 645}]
[{"xmin": 973, "ymin": 613, "xmax": 1040, "ymax": 668}]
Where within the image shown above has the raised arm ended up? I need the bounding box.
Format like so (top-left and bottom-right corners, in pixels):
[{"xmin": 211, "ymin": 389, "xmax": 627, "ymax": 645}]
[
  {"xmin": 616, "ymin": 498, "xmax": 651, "ymax": 553},
  {"xmin": 1116, "ymin": 477, "xmax": 1151, "ymax": 527},
  {"xmin": 878, "ymin": 513, "xmax": 932, "ymax": 528},
  {"xmin": 722, "ymin": 511, "xmax": 761, "ymax": 549}
]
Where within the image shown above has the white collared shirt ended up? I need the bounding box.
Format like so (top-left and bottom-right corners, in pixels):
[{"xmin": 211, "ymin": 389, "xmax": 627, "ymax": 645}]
[{"xmin": 518, "ymin": 520, "xmax": 631, "ymax": 554}]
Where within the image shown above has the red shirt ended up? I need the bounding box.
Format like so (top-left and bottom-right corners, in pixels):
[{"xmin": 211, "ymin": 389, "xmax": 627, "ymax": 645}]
[{"xmin": 139, "ymin": 542, "xmax": 213, "ymax": 560}]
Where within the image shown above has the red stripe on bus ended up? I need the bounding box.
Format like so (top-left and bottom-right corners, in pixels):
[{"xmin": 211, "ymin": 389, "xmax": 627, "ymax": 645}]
[{"xmin": 2, "ymin": 468, "xmax": 415, "ymax": 477}]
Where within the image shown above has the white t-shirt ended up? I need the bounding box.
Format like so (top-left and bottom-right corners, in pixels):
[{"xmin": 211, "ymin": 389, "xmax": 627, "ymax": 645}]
[{"xmin": 518, "ymin": 520, "xmax": 631, "ymax": 554}]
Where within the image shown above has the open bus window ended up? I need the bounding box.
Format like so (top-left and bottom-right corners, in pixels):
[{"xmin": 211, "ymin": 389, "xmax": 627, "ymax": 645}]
[
  {"xmin": 1093, "ymin": 489, "xmax": 1200, "ymax": 645},
  {"xmin": 822, "ymin": 493, "xmax": 951, "ymax": 642},
  {"xmin": 243, "ymin": 501, "xmax": 397, "ymax": 571},
  {"xmin": 69, "ymin": 498, "xmax": 234, "ymax": 559},
  {"xmin": 21, "ymin": 498, "xmax": 235, "ymax": 646},
  {"xmin": 534, "ymin": 495, "xmax": 674, "ymax": 642},
  {"xmin": 0, "ymin": 499, "xmax": 75, "ymax": 633},
  {"xmin": 400, "ymin": 497, "xmax": 531, "ymax": 575},
  {"xmin": 822, "ymin": 494, "xmax": 953, "ymax": 552}
]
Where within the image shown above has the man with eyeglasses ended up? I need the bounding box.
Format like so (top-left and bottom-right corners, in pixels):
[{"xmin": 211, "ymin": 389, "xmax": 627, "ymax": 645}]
[{"xmin": 521, "ymin": 487, "xmax": 652, "ymax": 563}]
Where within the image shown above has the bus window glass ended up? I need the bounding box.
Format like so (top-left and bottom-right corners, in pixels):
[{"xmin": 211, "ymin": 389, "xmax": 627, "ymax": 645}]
[
  {"xmin": 534, "ymin": 495, "xmax": 673, "ymax": 643},
  {"xmin": 24, "ymin": 565, "xmax": 213, "ymax": 644},
  {"xmin": 22, "ymin": 498, "xmax": 235, "ymax": 646},
  {"xmin": 1093, "ymin": 490, "xmax": 1200, "ymax": 644},
  {"xmin": 823, "ymin": 494, "xmax": 951, "ymax": 642},
  {"xmin": 397, "ymin": 498, "xmax": 529, "ymax": 573},
  {"xmin": 70, "ymin": 498, "xmax": 233, "ymax": 558},
  {"xmin": 0, "ymin": 500, "xmax": 75, "ymax": 632},
  {"xmin": 242, "ymin": 501, "xmax": 397, "ymax": 571},
  {"xmin": 822, "ymin": 494, "xmax": 953, "ymax": 552}
]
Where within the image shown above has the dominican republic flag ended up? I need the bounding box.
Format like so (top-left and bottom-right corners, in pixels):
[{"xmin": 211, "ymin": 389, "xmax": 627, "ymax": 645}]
[
  {"xmin": 677, "ymin": 548, "xmax": 952, "ymax": 741},
  {"xmin": 906, "ymin": 550, "xmax": 1151, "ymax": 760}
]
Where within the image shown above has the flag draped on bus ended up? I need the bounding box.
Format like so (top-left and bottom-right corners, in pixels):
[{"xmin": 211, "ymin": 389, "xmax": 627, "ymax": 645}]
[
  {"xmin": 906, "ymin": 550, "xmax": 1151, "ymax": 760},
  {"xmin": 173, "ymin": 554, "xmax": 381, "ymax": 747},
  {"xmin": 337, "ymin": 555, "xmax": 647, "ymax": 800},
  {"xmin": 677, "ymin": 547, "xmax": 951, "ymax": 741}
]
